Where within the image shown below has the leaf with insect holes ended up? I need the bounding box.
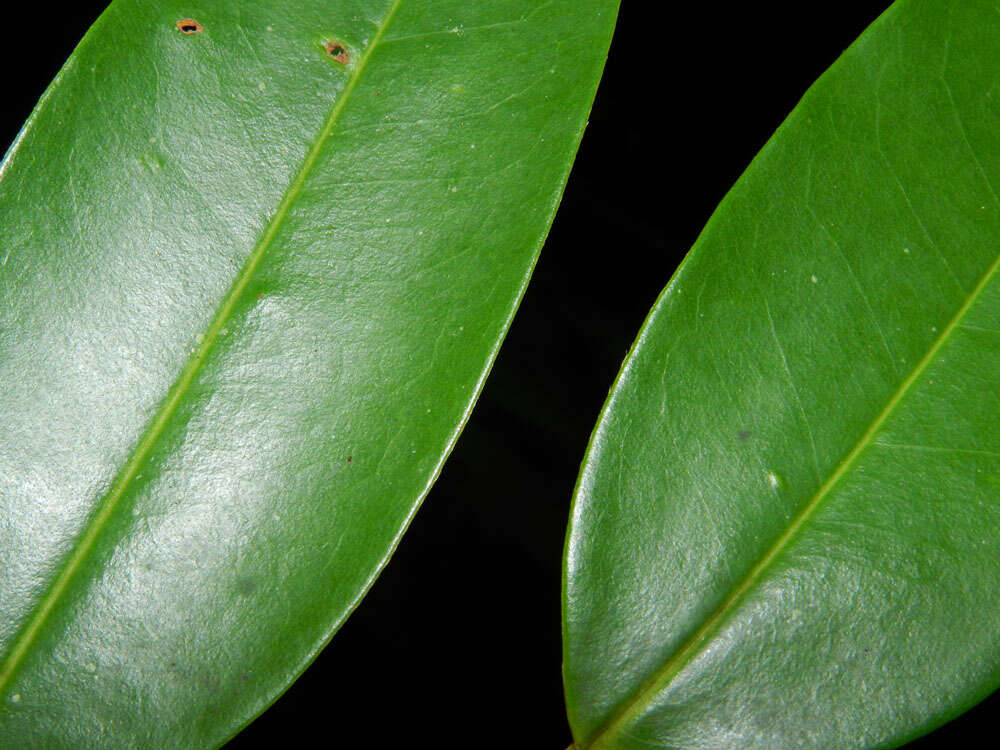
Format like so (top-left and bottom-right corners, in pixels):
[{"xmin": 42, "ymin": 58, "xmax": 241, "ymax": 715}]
[
  {"xmin": 0, "ymin": 0, "xmax": 617, "ymax": 745},
  {"xmin": 564, "ymin": 0, "xmax": 1000, "ymax": 747}
]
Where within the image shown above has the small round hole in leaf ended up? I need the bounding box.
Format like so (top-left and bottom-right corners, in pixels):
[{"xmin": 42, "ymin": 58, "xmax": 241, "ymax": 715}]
[
  {"xmin": 325, "ymin": 42, "xmax": 350, "ymax": 64},
  {"xmin": 177, "ymin": 19, "xmax": 204, "ymax": 34}
]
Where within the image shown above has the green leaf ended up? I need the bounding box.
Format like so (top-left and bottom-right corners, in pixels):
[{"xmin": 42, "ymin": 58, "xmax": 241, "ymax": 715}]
[
  {"xmin": 0, "ymin": 0, "xmax": 617, "ymax": 745},
  {"xmin": 563, "ymin": 0, "xmax": 1000, "ymax": 746}
]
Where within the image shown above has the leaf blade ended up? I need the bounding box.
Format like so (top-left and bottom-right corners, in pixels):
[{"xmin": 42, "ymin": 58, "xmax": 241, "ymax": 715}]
[
  {"xmin": 564, "ymin": 0, "xmax": 1000, "ymax": 746},
  {"xmin": 0, "ymin": 0, "xmax": 617, "ymax": 744}
]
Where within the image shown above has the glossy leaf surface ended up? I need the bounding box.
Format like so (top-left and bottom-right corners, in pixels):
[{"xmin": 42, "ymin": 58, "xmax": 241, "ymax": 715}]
[
  {"xmin": 0, "ymin": 0, "xmax": 617, "ymax": 745},
  {"xmin": 564, "ymin": 0, "xmax": 1000, "ymax": 746}
]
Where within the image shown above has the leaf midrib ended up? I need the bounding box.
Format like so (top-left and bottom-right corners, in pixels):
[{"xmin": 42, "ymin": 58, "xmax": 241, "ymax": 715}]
[
  {"xmin": 583, "ymin": 247, "xmax": 1000, "ymax": 748},
  {"xmin": 0, "ymin": 0, "xmax": 404, "ymax": 695}
]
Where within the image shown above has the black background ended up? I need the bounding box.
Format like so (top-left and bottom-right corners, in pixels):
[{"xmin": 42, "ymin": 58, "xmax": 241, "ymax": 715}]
[{"xmin": 1, "ymin": 1, "xmax": 993, "ymax": 747}]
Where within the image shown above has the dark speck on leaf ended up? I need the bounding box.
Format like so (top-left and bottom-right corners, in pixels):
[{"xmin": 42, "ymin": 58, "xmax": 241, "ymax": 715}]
[
  {"xmin": 325, "ymin": 42, "xmax": 351, "ymax": 64},
  {"xmin": 737, "ymin": 430, "xmax": 752, "ymax": 441},
  {"xmin": 176, "ymin": 18, "xmax": 204, "ymax": 34}
]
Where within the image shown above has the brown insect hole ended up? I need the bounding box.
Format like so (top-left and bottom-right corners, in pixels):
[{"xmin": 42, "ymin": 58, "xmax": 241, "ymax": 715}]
[
  {"xmin": 325, "ymin": 42, "xmax": 351, "ymax": 64},
  {"xmin": 177, "ymin": 18, "xmax": 204, "ymax": 34}
]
